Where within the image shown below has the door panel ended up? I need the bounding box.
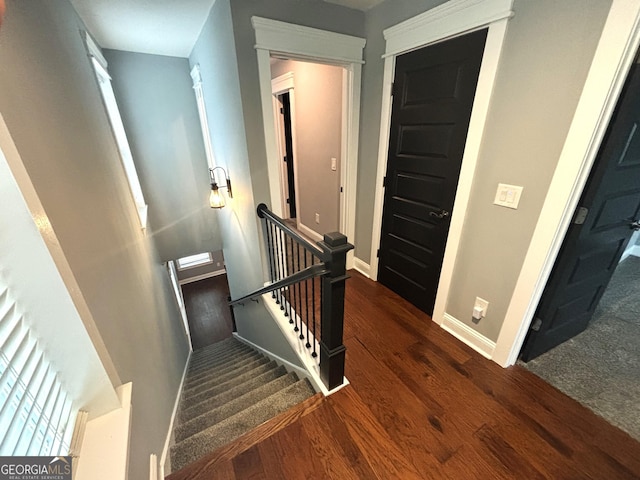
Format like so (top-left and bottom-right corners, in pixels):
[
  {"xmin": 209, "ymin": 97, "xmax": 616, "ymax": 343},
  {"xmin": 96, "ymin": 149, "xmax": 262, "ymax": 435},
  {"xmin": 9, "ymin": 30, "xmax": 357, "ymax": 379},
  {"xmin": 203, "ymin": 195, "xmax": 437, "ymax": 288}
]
[
  {"xmin": 378, "ymin": 29, "xmax": 488, "ymax": 315},
  {"xmin": 521, "ymin": 64, "xmax": 640, "ymax": 361}
]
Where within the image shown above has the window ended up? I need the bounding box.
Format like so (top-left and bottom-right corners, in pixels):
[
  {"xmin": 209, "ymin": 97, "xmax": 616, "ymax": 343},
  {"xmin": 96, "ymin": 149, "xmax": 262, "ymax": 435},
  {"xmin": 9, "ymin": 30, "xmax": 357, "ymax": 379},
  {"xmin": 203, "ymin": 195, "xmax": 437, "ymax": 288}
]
[
  {"xmin": 177, "ymin": 253, "xmax": 213, "ymax": 270},
  {"xmin": 84, "ymin": 32, "xmax": 148, "ymax": 230},
  {"xmin": 0, "ymin": 289, "xmax": 76, "ymax": 456}
]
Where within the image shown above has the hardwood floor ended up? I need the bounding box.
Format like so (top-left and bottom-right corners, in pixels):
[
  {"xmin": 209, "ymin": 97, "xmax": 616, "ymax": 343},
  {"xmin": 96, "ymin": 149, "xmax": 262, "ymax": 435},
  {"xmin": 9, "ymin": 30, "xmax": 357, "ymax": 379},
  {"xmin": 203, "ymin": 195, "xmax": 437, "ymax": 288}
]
[
  {"xmin": 182, "ymin": 274, "xmax": 234, "ymax": 350},
  {"xmin": 168, "ymin": 272, "xmax": 640, "ymax": 479}
]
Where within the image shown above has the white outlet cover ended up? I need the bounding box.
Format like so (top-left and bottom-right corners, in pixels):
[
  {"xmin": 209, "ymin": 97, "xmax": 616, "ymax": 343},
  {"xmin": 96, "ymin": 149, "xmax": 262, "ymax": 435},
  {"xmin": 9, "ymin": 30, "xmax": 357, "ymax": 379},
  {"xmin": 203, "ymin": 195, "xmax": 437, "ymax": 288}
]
[
  {"xmin": 494, "ymin": 183, "xmax": 523, "ymax": 209},
  {"xmin": 474, "ymin": 296, "xmax": 489, "ymax": 316}
]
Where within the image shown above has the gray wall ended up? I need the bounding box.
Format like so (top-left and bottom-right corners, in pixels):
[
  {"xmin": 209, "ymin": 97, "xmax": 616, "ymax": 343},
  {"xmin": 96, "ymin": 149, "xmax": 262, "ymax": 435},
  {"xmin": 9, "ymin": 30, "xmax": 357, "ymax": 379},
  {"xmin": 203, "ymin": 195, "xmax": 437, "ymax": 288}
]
[
  {"xmin": 189, "ymin": 0, "xmax": 304, "ymax": 366},
  {"xmin": 104, "ymin": 50, "xmax": 223, "ymax": 262},
  {"xmin": 271, "ymin": 59, "xmax": 343, "ymax": 235},
  {"xmin": 229, "ymin": 0, "xmax": 365, "ymax": 220},
  {"xmin": 0, "ymin": 2, "xmax": 190, "ymax": 479},
  {"xmin": 357, "ymin": 0, "xmax": 612, "ymax": 341}
]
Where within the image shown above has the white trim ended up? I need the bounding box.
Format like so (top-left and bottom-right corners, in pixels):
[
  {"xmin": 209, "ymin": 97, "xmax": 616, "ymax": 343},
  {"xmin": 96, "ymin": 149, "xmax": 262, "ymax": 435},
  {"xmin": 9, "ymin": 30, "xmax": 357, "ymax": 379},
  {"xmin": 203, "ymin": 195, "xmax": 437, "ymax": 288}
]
[
  {"xmin": 271, "ymin": 71, "xmax": 294, "ymax": 94},
  {"xmin": 190, "ymin": 64, "xmax": 217, "ymax": 172},
  {"xmin": 352, "ymin": 258, "xmax": 371, "ymax": 278},
  {"xmin": 441, "ymin": 313, "xmax": 496, "ymax": 359},
  {"xmin": 369, "ymin": 0, "xmax": 513, "ymax": 332},
  {"xmin": 271, "ymin": 73, "xmax": 302, "ymax": 224},
  {"xmin": 493, "ymin": 0, "xmax": 640, "ymax": 367},
  {"xmin": 383, "ymin": 0, "xmax": 514, "ymax": 57},
  {"xmin": 252, "ymin": 17, "xmax": 366, "ymax": 65},
  {"xmin": 177, "ymin": 269, "xmax": 227, "ymax": 286},
  {"xmin": 149, "ymin": 454, "xmax": 158, "ymax": 480},
  {"xmin": 75, "ymin": 383, "xmax": 133, "ymax": 480},
  {"xmin": 159, "ymin": 351, "xmax": 191, "ymax": 479},
  {"xmin": 260, "ymin": 293, "xmax": 349, "ymax": 396},
  {"xmin": 253, "ymin": 17, "xmax": 364, "ymax": 271},
  {"xmin": 297, "ymin": 222, "xmax": 323, "ymax": 242}
]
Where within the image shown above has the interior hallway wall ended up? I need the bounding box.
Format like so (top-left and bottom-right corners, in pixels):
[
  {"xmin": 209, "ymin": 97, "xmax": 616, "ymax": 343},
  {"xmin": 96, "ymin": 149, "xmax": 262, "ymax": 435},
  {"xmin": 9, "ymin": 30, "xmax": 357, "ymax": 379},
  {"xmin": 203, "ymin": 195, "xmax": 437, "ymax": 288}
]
[
  {"xmin": 189, "ymin": 0, "xmax": 304, "ymax": 367},
  {"xmin": 0, "ymin": 2, "xmax": 190, "ymax": 479},
  {"xmin": 357, "ymin": 0, "xmax": 613, "ymax": 341},
  {"xmin": 104, "ymin": 49, "xmax": 223, "ymax": 262}
]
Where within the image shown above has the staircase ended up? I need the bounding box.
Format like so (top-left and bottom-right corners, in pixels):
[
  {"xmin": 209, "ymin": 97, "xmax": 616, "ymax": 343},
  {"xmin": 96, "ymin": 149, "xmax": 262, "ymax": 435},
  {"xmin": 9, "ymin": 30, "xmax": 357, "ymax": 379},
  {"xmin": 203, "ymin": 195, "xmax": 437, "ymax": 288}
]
[{"xmin": 169, "ymin": 337, "xmax": 316, "ymax": 472}]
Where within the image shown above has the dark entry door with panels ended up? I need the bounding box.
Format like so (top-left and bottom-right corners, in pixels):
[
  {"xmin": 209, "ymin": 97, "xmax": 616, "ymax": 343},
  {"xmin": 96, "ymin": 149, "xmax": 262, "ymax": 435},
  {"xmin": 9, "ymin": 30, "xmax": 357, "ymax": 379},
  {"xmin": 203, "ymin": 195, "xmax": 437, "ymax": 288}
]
[
  {"xmin": 521, "ymin": 64, "xmax": 640, "ymax": 361},
  {"xmin": 378, "ymin": 29, "xmax": 487, "ymax": 316}
]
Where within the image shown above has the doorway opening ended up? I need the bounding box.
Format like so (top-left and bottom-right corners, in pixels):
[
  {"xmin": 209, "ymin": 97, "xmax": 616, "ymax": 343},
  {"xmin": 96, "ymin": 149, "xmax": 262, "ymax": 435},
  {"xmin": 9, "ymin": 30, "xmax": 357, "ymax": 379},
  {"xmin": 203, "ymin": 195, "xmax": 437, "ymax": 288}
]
[
  {"xmin": 520, "ymin": 62, "xmax": 640, "ymax": 442},
  {"xmin": 270, "ymin": 58, "xmax": 345, "ymax": 242}
]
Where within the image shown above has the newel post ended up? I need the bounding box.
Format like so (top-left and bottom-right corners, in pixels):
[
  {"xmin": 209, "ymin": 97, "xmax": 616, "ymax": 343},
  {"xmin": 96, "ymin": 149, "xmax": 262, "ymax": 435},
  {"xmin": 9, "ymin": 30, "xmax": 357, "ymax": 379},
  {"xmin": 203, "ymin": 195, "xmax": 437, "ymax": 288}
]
[{"xmin": 319, "ymin": 232, "xmax": 353, "ymax": 391}]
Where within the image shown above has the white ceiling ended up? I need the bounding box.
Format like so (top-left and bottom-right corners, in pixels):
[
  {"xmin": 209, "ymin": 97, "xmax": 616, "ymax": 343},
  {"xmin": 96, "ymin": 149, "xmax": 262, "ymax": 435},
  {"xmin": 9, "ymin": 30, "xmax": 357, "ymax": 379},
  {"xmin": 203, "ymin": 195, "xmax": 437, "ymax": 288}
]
[
  {"xmin": 69, "ymin": 0, "xmax": 217, "ymax": 58},
  {"xmin": 69, "ymin": 0, "xmax": 383, "ymax": 58}
]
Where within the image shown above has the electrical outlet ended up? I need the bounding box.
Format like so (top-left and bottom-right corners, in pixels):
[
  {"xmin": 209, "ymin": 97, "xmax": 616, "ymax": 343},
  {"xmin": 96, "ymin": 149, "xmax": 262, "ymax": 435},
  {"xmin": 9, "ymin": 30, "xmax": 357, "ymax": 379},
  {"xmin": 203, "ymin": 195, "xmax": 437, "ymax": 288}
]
[
  {"xmin": 216, "ymin": 262, "xmax": 221, "ymax": 267},
  {"xmin": 472, "ymin": 297, "xmax": 489, "ymax": 323},
  {"xmin": 315, "ymin": 213, "xmax": 320, "ymax": 224}
]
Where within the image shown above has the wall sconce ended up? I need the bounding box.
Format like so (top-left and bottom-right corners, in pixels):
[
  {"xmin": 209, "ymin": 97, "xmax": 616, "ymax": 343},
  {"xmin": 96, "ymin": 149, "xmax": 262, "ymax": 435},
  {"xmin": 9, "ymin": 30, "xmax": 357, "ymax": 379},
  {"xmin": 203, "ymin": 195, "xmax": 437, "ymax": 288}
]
[{"xmin": 209, "ymin": 167, "xmax": 232, "ymax": 209}]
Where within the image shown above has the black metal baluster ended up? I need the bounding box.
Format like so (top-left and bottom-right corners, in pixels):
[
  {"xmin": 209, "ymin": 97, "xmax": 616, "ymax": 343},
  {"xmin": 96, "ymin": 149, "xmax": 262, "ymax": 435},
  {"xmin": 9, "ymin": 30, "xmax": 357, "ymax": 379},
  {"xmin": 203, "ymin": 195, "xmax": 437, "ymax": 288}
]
[
  {"xmin": 286, "ymin": 234, "xmax": 293, "ymax": 320},
  {"xmin": 294, "ymin": 243, "xmax": 301, "ymax": 332},
  {"xmin": 267, "ymin": 222, "xmax": 277, "ymax": 297},
  {"xmin": 311, "ymin": 255, "xmax": 318, "ymax": 357},
  {"xmin": 278, "ymin": 228, "xmax": 286, "ymax": 310},
  {"xmin": 303, "ymin": 248, "xmax": 310, "ymax": 343},
  {"xmin": 273, "ymin": 224, "xmax": 281, "ymax": 305}
]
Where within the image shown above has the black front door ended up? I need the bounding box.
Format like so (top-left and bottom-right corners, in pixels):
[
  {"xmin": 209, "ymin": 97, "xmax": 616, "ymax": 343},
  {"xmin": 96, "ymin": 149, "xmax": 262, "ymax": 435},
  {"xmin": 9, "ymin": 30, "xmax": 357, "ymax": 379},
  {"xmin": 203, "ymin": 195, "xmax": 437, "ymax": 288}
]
[
  {"xmin": 377, "ymin": 29, "xmax": 487, "ymax": 316},
  {"xmin": 521, "ymin": 64, "xmax": 640, "ymax": 361}
]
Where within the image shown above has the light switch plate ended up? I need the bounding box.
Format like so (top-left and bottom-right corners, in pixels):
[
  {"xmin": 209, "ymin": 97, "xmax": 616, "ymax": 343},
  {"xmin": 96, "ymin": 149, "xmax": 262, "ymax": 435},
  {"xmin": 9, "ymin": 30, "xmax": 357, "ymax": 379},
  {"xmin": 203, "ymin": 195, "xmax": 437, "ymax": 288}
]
[
  {"xmin": 494, "ymin": 183, "xmax": 523, "ymax": 209},
  {"xmin": 331, "ymin": 157, "xmax": 337, "ymax": 171}
]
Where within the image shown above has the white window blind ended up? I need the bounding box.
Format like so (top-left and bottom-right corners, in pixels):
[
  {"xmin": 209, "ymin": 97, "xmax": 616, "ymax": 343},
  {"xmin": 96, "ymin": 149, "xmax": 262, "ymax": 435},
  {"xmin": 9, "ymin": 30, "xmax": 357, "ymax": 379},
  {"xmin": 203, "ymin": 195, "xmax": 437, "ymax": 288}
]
[{"xmin": 0, "ymin": 285, "xmax": 76, "ymax": 456}]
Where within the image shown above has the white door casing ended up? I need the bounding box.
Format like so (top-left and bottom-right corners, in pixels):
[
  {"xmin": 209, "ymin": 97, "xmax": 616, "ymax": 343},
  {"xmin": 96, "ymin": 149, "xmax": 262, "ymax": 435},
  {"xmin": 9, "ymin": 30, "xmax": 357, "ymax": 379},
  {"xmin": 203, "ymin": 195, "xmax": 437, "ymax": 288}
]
[
  {"xmin": 253, "ymin": 17, "xmax": 365, "ymax": 269},
  {"xmin": 370, "ymin": 0, "xmax": 514, "ymax": 337}
]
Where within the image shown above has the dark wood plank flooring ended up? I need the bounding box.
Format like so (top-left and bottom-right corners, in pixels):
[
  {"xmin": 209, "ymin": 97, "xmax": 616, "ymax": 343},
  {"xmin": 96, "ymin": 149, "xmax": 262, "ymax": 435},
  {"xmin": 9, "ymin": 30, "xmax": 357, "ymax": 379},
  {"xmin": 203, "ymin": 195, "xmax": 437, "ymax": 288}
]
[
  {"xmin": 182, "ymin": 274, "xmax": 233, "ymax": 350},
  {"xmin": 169, "ymin": 272, "xmax": 640, "ymax": 479}
]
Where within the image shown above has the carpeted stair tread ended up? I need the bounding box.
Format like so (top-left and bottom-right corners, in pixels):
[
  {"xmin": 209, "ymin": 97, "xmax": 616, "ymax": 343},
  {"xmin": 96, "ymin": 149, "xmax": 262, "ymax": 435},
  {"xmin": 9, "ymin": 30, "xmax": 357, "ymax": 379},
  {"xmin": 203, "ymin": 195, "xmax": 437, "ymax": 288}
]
[
  {"xmin": 179, "ymin": 360, "xmax": 279, "ymax": 410},
  {"xmin": 178, "ymin": 365, "xmax": 288, "ymax": 424},
  {"xmin": 185, "ymin": 353, "xmax": 265, "ymax": 389},
  {"xmin": 170, "ymin": 379, "xmax": 315, "ymax": 471},
  {"xmin": 189, "ymin": 344, "xmax": 255, "ymax": 369},
  {"xmin": 190, "ymin": 338, "xmax": 250, "ymax": 359},
  {"xmin": 183, "ymin": 356, "xmax": 271, "ymax": 396},
  {"xmin": 174, "ymin": 372, "xmax": 300, "ymax": 442},
  {"xmin": 190, "ymin": 340, "xmax": 251, "ymax": 360}
]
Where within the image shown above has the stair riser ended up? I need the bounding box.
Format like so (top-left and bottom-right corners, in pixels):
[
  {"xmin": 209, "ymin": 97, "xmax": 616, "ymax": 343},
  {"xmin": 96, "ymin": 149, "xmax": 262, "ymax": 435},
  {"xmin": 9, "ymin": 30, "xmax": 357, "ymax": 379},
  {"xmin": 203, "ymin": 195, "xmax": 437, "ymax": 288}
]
[
  {"xmin": 186, "ymin": 351, "xmax": 262, "ymax": 384},
  {"xmin": 179, "ymin": 361, "xmax": 279, "ymax": 410},
  {"xmin": 175, "ymin": 372, "xmax": 299, "ymax": 442},
  {"xmin": 184, "ymin": 357, "xmax": 270, "ymax": 397},
  {"xmin": 189, "ymin": 345, "xmax": 254, "ymax": 368},
  {"xmin": 178, "ymin": 365, "xmax": 288, "ymax": 424},
  {"xmin": 170, "ymin": 379, "xmax": 315, "ymax": 472}
]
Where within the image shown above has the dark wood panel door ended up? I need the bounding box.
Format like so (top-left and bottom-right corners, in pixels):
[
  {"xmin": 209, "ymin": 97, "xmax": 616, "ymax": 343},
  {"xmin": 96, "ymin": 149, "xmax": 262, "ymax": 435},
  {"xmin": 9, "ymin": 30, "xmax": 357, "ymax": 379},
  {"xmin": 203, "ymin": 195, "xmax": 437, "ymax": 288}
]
[
  {"xmin": 521, "ymin": 64, "xmax": 640, "ymax": 361},
  {"xmin": 377, "ymin": 29, "xmax": 487, "ymax": 316}
]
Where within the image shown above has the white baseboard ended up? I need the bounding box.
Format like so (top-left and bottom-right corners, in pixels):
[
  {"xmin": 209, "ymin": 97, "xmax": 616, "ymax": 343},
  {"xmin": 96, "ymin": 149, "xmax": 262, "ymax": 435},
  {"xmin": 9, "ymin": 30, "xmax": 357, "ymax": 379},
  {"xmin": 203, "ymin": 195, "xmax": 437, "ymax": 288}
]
[
  {"xmin": 352, "ymin": 257, "xmax": 371, "ymax": 278},
  {"xmin": 159, "ymin": 350, "xmax": 191, "ymax": 479},
  {"xmin": 260, "ymin": 294, "xmax": 349, "ymax": 396},
  {"xmin": 297, "ymin": 222, "xmax": 323, "ymax": 242},
  {"xmin": 441, "ymin": 313, "xmax": 496, "ymax": 360},
  {"xmin": 178, "ymin": 269, "xmax": 226, "ymax": 285}
]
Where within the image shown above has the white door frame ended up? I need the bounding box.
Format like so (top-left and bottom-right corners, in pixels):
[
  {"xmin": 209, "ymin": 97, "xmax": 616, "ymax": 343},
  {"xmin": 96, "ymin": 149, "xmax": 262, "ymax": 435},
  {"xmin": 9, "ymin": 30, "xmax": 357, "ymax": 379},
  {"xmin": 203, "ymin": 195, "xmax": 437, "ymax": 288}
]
[
  {"xmin": 252, "ymin": 17, "xmax": 365, "ymax": 268},
  {"xmin": 271, "ymin": 72, "xmax": 301, "ymax": 226},
  {"xmin": 493, "ymin": 0, "xmax": 640, "ymax": 366},
  {"xmin": 369, "ymin": 0, "xmax": 514, "ymax": 334}
]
